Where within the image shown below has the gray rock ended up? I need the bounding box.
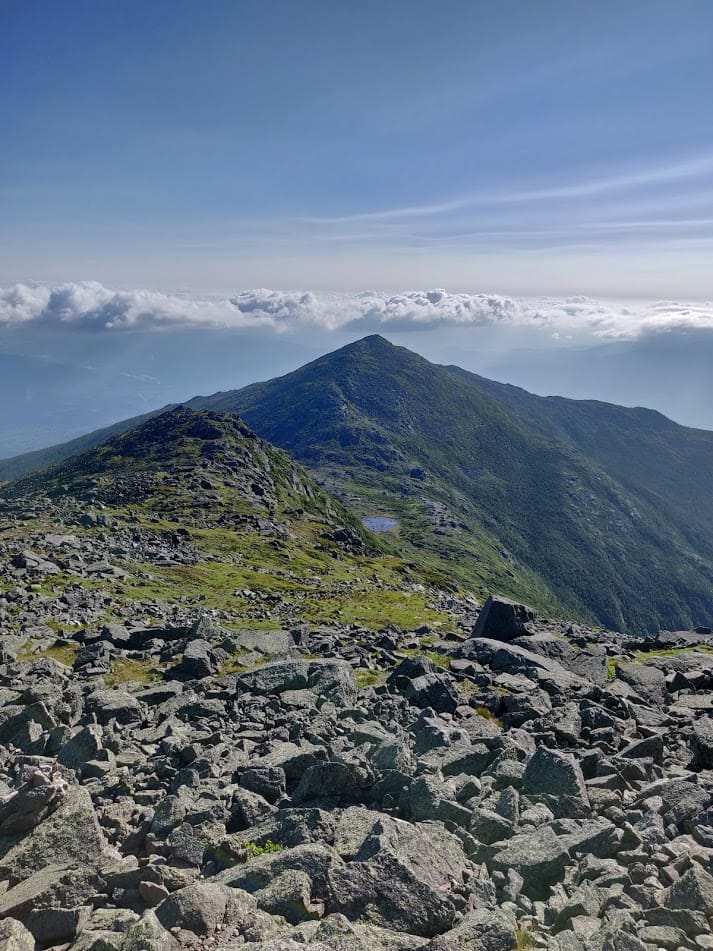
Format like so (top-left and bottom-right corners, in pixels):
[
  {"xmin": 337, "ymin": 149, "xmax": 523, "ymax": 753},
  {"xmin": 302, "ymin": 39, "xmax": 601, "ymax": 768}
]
[
  {"xmin": 155, "ymin": 882, "xmax": 251, "ymax": 936},
  {"xmin": 240, "ymin": 765, "xmax": 287, "ymax": 803},
  {"xmin": 0, "ymin": 786, "xmax": 107, "ymax": 886},
  {"xmin": 327, "ymin": 817, "xmax": 470, "ymax": 938},
  {"xmin": 555, "ymin": 883, "xmax": 604, "ymax": 929},
  {"xmin": 215, "ymin": 843, "xmax": 344, "ymax": 897},
  {"xmin": 72, "ymin": 929, "xmax": 124, "ymax": 951},
  {"xmin": 665, "ymin": 863, "xmax": 713, "ymax": 915},
  {"xmin": 464, "ymin": 638, "xmax": 586, "ymax": 692},
  {"xmin": 560, "ymin": 818, "xmax": 621, "ymax": 858},
  {"xmin": 407, "ymin": 774, "xmax": 466, "ymax": 826},
  {"xmin": 293, "ymin": 761, "xmax": 366, "ymax": 804},
  {"xmin": 333, "ymin": 807, "xmax": 381, "ymax": 860},
  {"xmin": 615, "ymin": 662, "xmax": 666, "ymax": 705},
  {"xmin": 229, "ymin": 628, "xmax": 296, "ymax": 654},
  {"xmin": 0, "ymin": 767, "xmax": 67, "ymax": 835},
  {"xmin": 387, "ymin": 656, "xmax": 459, "ymax": 714},
  {"xmin": 86, "ymin": 688, "xmax": 142, "ymax": 725},
  {"xmin": 25, "ymin": 904, "xmax": 91, "ymax": 944},
  {"xmin": 58, "ymin": 724, "xmax": 104, "ymax": 772},
  {"xmin": 691, "ymin": 716, "xmax": 713, "ymax": 770},
  {"xmin": 120, "ymin": 910, "xmax": 179, "ymax": 951},
  {"xmin": 470, "ymin": 808, "xmax": 513, "ymax": 845},
  {"xmin": 521, "ymin": 747, "xmax": 590, "ymax": 819},
  {"xmin": 425, "ymin": 907, "xmax": 518, "ymax": 950},
  {"xmin": 178, "ymin": 638, "xmax": 217, "ymax": 679},
  {"xmin": 0, "ymin": 864, "xmax": 103, "ymax": 921},
  {"xmin": 638, "ymin": 925, "xmax": 690, "ymax": 950},
  {"xmin": 617, "ymin": 733, "xmax": 664, "ymax": 764},
  {"xmin": 256, "ymin": 869, "xmax": 324, "ymax": 923},
  {"xmin": 657, "ymin": 778, "xmax": 710, "ymax": 826},
  {"xmin": 236, "ymin": 659, "xmax": 357, "ymax": 706},
  {"xmin": 139, "ymin": 880, "xmax": 170, "ymax": 907},
  {"xmin": 490, "ymin": 826, "xmax": 570, "ymax": 899},
  {"xmin": 502, "ymin": 688, "xmax": 552, "ymax": 726},
  {"xmin": 473, "ymin": 596, "xmax": 536, "ymax": 642}
]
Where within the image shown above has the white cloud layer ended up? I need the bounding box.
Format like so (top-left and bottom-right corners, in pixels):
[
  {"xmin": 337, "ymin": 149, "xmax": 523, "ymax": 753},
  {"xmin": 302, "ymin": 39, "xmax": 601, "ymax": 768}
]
[{"xmin": 1, "ymin": 280, "xmax": 713, "ymax": 340}]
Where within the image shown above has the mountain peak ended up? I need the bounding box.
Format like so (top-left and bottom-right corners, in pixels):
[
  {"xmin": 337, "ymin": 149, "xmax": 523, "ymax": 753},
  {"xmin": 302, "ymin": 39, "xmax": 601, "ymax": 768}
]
[
  {"xmin": 354, "ymin": 333, "xmax": 392, "ymax": 346},
  {"xmin": 340, "ymin": 333, "xmax": 398, "ymax": 356}
]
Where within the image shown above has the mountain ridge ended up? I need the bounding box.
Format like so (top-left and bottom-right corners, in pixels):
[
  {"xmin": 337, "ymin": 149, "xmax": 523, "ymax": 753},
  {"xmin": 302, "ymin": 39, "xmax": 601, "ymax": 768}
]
[{"xmin": 3, "ymin": 334, "xmax": 713, "ymax": 633}]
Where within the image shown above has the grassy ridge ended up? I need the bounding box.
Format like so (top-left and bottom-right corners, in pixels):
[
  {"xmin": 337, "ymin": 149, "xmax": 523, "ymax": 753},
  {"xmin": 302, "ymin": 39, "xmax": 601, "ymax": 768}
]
[
  {"xmin": 3, "ymin": 408, "xmax": 462, "ymax": 636},
  {"xmin": 3, "ymin": 336, "xmax": 713, "ymax": 632}
]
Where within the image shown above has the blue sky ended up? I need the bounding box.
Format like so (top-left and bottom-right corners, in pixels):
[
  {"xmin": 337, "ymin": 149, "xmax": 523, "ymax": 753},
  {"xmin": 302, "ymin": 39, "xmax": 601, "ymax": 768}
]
[{"xmin": 2, "ymin": 0, "xmax": 713, "ymax": 294}]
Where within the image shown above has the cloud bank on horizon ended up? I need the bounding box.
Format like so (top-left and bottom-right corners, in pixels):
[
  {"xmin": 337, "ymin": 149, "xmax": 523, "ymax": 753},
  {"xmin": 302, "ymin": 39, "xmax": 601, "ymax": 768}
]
[{"xmin": 2, "ymin": 280, "xmax": 713, "ymax": 341}]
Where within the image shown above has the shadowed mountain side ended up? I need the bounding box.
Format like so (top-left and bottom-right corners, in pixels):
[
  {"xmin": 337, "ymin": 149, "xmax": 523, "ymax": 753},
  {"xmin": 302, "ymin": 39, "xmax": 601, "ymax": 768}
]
[{"xmin": 3, "ymin": 335, "xmax": 713, "ymax": 632}]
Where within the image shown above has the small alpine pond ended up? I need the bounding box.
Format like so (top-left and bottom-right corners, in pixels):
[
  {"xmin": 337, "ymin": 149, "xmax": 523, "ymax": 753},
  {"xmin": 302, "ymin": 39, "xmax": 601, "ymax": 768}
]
[{"xmin": 362, "ymin": 516, "xmax": 399, "ymax": 533}]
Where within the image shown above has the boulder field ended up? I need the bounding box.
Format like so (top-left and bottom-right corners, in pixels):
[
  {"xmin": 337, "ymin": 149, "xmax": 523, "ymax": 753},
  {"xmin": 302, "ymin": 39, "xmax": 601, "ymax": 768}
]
[{"xmin": 1, "ymin": 592, "xmax": 713, "ymax": 949}]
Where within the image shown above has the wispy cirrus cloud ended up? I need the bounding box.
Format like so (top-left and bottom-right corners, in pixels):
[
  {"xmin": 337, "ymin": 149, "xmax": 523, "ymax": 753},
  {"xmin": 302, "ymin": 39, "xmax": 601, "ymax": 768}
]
[
  {"xmin": 2, "ymin": 280, "xmax": 713, "ymax": 340},
  {"xmin": 299, "ymin": 152, "xmax": 713, "ymax": 225}
]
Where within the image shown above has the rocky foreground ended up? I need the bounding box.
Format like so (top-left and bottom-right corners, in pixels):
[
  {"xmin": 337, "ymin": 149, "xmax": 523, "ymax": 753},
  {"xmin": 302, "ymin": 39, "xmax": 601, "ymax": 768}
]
[
  {"xmin": 1, "ymin": 409, "xmax": 713, "ymax": 950},
  {"xmin": 1, "ymin": 588, "xmax": 713, "ymax": 951}
]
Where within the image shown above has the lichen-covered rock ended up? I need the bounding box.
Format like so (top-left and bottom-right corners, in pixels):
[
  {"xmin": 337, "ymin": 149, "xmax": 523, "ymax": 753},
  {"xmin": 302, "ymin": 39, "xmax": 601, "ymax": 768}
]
[
  {"xmin": 665, "ymin": 863, "xmax": 713, "ymax": 915},
  {"xmin": 521, "ymin": 747, "xmax": 590, "ymax": 819},
  {"xmin": 426, "ymin": 907, "xmax": 518, "ymax": 950},
  {"xmin": 327, "ymin": 817, "xmax": 472, "ymax": 937},
  {"xmin": 0, "ymin": 786, "xmax": 108, "ymax": 886},
  {"xmin": 490, "ymin": 826, "xmax": 570, "ymax": 899}
]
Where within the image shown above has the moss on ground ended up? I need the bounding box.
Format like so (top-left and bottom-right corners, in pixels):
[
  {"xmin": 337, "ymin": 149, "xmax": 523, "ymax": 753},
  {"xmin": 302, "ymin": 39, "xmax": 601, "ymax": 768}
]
[
  {"xmin": 633, "ymin": 644, "xmax": 713, "ymax": 661},
  {"xmin": 356, "ymin": 669, "xmax": 387, "ymax": 689},
  {"xmin": 17, "ymin": 639, "xmax": 80, "ymax": 667},
  {"xmin": 104, "ymin": 657, "xmax": 164, "ymax": 687},
  {"xmin": 474, "ymin": 706, "xmax": 504, "ymax": 728}
]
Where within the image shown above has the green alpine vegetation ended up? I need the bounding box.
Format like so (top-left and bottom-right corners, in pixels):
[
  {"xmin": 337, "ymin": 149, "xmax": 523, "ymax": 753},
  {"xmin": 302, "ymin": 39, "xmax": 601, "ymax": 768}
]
[
  {"xmin": 2, "ymin": 407, "xmax": 463, "ymax": 635},
  {"xmin": 194, "ymin": 335, "xmax": 713, "ymax": 633},
  {"xmin": 3, "ymin": 335, "xmax": 713, "ymax": 633}
]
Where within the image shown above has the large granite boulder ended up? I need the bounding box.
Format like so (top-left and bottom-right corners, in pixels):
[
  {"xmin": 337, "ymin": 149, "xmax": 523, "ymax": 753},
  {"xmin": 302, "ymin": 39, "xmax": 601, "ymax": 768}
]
[{"xmin": 472, "ymin": 596, "xmax": 536, "ymax": 641}]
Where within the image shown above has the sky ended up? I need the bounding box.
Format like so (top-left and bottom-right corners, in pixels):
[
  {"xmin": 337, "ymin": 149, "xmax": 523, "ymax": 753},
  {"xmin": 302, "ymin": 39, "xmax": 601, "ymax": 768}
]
[
  {"xmin": 2, "ymin": 0, "xmax": 713, "ymax": 296},
  {"xmin": 3, "ymin": 0, "xmax": 713, "ymax": 454}
]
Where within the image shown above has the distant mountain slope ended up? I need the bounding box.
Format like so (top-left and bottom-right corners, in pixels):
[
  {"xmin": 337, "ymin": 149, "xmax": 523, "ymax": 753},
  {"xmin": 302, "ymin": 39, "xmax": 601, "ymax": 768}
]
[
  {"xmin": 0, "ymin": 351, "xmax": 167, "ymax": 455},
  {"xmin": 192, "ymin": 336, "xmax": 713, "ymax": 633},
  {"xmin": 3, "ymin": 335, "xmax": 713, "ymax": 632},
  {"xmin": 448, "ymin": 370, "xmax": 713, "ymax": 553}
]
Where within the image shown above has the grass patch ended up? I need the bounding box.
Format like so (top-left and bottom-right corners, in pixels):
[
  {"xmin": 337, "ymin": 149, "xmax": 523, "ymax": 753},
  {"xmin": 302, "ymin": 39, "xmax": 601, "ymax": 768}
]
[
  {"xmin": 17, "ymin": 639, "xmax": 81, "ymax": 667},
  {"xmin": 425, "ymin": 650, "xmax": 452, "ymax": 669},
  {"xmin": 301, "ymin": 588, "xmax": 454, "ymax": 632},
  {"xmin": 242, "ymin": 839, "xmax": 282, "ymax": 858},
  {"xmin": 356, "ymin": 669, "xmax": 387, "ymax": 689},
  {"xmin": 474, "ymin": 706, "xmax": 503, "ymax": 728},
  {"xmin": 455, "ymin": 678, "xmax": 478, "ymax": 696},
  {"xmin": 399, "ymin": 647, "xmax": 453, "ymax": 669},
  {"xmin": 516, "ymin": 927, "xmax": 537, "ymax": 950},
  {"xmin": 44, "ymin": 619, "xmax": 85, "ymax": 633},
  {"xmin": 633, "ymin": 644, "xmax": 713, "ymax": 661},
  {"xmin": 219, "ymin": 658, "xmax": 257, "ymax": 676},
  {"xmin": 104, "ymin": 657, "xmax": 163, "ymax": 687}
]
